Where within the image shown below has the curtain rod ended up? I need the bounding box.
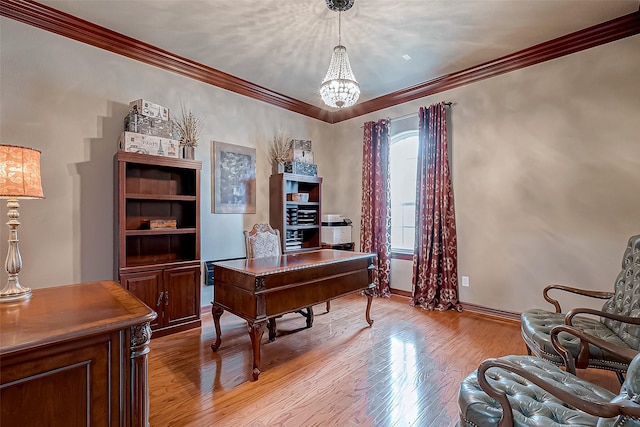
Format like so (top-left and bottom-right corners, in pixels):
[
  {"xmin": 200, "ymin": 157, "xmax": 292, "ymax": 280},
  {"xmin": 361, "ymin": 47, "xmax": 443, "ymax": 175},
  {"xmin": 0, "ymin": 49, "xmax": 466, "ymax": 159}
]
[
  {"xmin": 389, "ymin": 102, "xmax": 453, "ymax": 122},
  {"xmin": 360, "ymin": 102, "xmax": 454, "ymax": 128}
]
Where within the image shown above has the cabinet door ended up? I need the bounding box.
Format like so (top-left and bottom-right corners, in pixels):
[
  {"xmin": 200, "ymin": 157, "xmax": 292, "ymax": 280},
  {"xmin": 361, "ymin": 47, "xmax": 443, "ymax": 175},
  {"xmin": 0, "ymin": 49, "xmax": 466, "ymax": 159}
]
[
  {"xmin": 163, "ymin": 266, "xmax": 200, "ymax": 327},
  {"xmin": 120, "ymin": 270, "xmax": 163, "ymax": 329},
  {"xmin": 1, "ymin": 335, "xmax": 116, "ymax": 427}
]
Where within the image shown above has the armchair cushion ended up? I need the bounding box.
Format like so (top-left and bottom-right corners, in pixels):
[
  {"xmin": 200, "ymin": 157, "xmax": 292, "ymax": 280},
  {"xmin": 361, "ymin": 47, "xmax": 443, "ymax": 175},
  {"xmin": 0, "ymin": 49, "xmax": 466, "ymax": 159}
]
[
  {"xmin": 521, "ymin": 309, "xmax": 631, "ymax": 371},
  {"xmin": 458, "ymin": 355, "xmax": 640, "ymax": 427}
]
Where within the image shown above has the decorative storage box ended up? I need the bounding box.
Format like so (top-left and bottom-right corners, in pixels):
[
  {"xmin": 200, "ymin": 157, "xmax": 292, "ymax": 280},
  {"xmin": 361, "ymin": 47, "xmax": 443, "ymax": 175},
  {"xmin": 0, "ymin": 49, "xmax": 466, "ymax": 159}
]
[
  {"xmin": 285, "ymin": 139, "xmax": 313, "ymax": 164},
  {"xmin": 124, "ymin": 110, "xmax": 173, "ymax": 139},
  {"xmin": 291, "ymin": 139, "xmax": 312, "ymax": 151},
  {"xmin": 129, "ymin": 99, "xmax": 170, "ymax": 121},
  {"xmin": 148, "ymin": 219, "xmax": 177, "ymax": 229},
  {"xmin": 284, "ymin": 161, "xmax": 317, "ymax": 176},
  {"xmin": 119, "ymin": 131, "xmax": 179, "ymax": 158},
  {"xmin": 284, "ymin": 148, "xmax": 313, "ymax": 164}
]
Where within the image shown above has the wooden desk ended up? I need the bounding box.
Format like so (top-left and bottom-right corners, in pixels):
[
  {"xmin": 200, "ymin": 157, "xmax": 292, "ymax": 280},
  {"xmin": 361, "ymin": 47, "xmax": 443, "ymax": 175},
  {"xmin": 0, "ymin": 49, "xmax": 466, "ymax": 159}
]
[
  {"xmin": 211, "ymin": 249, "xmax": 375, "ymax": 380},
  {"xmin": 0, "ymin": 280, "xmax": 156, "ymax": 427}
]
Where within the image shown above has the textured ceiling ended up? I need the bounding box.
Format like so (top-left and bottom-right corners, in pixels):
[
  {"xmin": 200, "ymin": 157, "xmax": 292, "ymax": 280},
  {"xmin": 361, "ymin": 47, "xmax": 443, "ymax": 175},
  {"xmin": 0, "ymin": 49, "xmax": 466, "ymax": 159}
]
[{"xmin": 37, "ymin": 0, "xmax": 640, "ymax": 111}]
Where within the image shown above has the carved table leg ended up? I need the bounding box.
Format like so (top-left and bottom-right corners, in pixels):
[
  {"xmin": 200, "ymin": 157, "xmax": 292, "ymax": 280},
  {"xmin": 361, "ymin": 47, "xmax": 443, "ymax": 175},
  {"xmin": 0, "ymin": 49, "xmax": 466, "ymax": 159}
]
[
  {"xmin": 365, "ymin": 292, "xmax": 374, "ymax": 326},
  {"xmin": 268, "ymin": 318, "xmax": 277, "ymax": 342},
  {"xmin": 248, "ymin": 321, "xmax": 267, "ymax": 381},
  {"xmin": 210, "ymin": 304, "xmax": 224, "ymax": 351}
]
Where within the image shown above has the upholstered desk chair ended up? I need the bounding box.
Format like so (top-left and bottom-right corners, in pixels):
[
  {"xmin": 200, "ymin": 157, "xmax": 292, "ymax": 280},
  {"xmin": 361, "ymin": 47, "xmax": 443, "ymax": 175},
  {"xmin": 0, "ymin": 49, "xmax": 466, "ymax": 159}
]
[
  {"xmin": 520, "ymin": 234, "xmax": 640, "ymax": 383},
  {"xmin": 244, "ymin": 223, "xmax": 282, "ymax": 260},
  {"xmin": 459, "ymin": 325, "xmax": 640, "ymax": 427},
  {"xmin": 244, "ymin": 224, "xmax": 313, "ymax": 341}
]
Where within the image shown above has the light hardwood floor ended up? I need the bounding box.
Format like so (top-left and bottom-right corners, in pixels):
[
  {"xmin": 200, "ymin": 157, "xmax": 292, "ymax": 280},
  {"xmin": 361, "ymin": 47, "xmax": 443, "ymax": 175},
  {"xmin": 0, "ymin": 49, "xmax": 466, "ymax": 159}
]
[{"xmin": 148, "ymin": 294, "xmax": 619, "ymax": 426}]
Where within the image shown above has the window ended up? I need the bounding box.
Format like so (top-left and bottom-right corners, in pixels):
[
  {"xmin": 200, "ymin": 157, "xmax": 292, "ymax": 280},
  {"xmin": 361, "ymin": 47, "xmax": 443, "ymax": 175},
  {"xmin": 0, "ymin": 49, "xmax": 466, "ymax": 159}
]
[{"xmin": 390, "ymin": 130, "xmax": 418, "ymax": 255}]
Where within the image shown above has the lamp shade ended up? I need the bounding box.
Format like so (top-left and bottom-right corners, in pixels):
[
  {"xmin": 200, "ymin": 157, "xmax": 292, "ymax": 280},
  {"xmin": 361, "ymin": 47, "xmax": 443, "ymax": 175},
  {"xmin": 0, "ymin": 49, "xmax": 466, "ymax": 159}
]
[{"xmin": 0, "ymin": 145, "xmax": 44, "ymax": 199}]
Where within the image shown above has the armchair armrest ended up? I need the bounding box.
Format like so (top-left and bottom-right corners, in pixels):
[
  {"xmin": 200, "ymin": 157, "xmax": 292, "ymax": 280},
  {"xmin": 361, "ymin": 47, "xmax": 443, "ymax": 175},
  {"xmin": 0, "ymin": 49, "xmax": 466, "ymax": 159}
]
[
  {"xmin": 477, "ymin": 357, "xmax": 635, "ymax": 427},
  {"xmin": 550, "ymin": 324, "xmax": 639, "ymax": 374},
  {"xmin": 566, "ymin": 307, "xmax": 640, "ymax": 326},
  {"xmin": 543, "ymin": 284, "xmax": 614, "ymax": 313}
]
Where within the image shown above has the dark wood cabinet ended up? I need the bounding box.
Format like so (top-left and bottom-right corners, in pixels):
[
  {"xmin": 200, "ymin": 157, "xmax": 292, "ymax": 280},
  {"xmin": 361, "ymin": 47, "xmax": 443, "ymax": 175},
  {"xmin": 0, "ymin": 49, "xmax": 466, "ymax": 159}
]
[
  {"xmin": 269, "ymin": 173, "xmax": 322, "ymax": 253},
  {"xmin": 115, "ymin": 152, "xmax": 202, "ymax": 337},
  {"xmin": 0, "ymin": 281, "xmax": 156, "ymax": 427}
]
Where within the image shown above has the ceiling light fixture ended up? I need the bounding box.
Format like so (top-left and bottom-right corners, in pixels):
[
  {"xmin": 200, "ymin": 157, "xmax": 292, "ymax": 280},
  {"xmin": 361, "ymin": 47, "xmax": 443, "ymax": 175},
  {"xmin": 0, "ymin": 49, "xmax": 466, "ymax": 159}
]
[{"xmin": 320, "ymin": 0, "xmax": 360, "ymax": 109}]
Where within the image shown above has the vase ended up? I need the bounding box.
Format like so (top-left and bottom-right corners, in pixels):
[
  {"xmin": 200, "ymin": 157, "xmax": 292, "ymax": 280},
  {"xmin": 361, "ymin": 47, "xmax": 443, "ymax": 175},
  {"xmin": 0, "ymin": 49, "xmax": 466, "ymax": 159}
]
[
  {"xmin": 183, "ymin": 145, "xmax": 195, "ymax": 160},
  {"xmin": 272, "ymin": 162, "xmax": 285, "ymax": 174}
]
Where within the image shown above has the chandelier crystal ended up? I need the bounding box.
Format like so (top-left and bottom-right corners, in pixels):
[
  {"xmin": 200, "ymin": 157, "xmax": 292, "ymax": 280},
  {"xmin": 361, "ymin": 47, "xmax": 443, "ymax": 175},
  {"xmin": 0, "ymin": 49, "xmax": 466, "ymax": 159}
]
[{"xmin": 320, "ymin": 2, "xmax": 360, "ymax": 109}]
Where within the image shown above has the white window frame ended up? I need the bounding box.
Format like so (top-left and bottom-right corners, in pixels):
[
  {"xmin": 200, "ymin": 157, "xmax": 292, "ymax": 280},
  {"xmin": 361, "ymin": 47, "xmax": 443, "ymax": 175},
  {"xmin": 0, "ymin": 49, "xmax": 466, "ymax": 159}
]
[{"xmin": 390, "ymin": 129, "xmax": 418, "ymax": 258}]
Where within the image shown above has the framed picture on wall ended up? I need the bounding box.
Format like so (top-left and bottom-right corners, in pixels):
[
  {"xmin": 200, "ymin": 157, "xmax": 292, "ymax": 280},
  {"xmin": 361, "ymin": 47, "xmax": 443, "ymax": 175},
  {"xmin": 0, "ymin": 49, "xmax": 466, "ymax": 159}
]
[{"xmin": 211, "ymin": 141, "xmax": 256, "ymax": 213}]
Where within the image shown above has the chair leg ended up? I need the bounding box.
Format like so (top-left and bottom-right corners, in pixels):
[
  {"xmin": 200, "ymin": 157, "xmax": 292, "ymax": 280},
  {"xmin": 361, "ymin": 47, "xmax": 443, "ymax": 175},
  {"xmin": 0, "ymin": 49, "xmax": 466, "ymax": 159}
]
[
  {"xmin": 617, "ymin": 371, "xmax": 625, "ymax": 385},
  {"xmin": 294, "ymin": 307, "xmax": 315, "ymax": 328},
  {"xmin": 305, "ymin": 306, "xmax": 314, "ymax": 328},
  {"xmin": 267, "ymin": 318, "xmax": 277, "ymax": 342}
]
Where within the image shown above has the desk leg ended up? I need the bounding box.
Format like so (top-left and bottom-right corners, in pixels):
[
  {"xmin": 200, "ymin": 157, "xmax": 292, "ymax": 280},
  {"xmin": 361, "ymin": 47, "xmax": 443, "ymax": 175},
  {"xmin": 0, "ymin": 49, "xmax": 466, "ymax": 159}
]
[
  {"xmin": 211, "ymin": 304, "xmax": 224, "ymax": 351},
  {"xmin": 365, "ymin": 292, "xmax": 374, "ymax": 326},
  {"xmin": 248, "ymin": 321, "xmax": 267, "ymax": 381}
]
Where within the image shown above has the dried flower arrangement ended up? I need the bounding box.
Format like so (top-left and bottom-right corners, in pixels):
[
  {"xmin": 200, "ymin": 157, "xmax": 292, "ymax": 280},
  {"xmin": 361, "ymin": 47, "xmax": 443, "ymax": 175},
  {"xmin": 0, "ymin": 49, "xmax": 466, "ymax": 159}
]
[
  {"xmin": 268, "ymin": 130, "xmax": 292, "ymax": 166},
  {"xmin": 173, "ymin": 104, "xmax": 201, "ymax": 147}
]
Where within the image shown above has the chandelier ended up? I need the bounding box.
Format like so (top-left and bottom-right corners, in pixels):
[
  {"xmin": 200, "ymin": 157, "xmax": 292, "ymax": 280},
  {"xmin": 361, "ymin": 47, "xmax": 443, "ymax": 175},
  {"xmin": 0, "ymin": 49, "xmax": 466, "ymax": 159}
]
[{"xmin": 320, "ymin": 0, "xmax": 360, "ymax": 109}]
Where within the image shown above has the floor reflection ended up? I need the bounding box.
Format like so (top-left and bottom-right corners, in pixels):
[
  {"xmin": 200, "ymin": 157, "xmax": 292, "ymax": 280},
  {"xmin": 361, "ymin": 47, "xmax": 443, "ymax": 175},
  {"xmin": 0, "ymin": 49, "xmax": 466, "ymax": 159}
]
[{"xmin": 389, "ymin": 335, "xmax": 419, "ymax": 424}]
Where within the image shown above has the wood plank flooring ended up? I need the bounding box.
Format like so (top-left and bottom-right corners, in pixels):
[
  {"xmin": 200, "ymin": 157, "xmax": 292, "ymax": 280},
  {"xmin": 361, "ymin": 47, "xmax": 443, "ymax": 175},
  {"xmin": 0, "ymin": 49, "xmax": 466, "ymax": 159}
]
[{"xmin": 148, "ymin": 294, "xmax": 619, "ymax": 426}]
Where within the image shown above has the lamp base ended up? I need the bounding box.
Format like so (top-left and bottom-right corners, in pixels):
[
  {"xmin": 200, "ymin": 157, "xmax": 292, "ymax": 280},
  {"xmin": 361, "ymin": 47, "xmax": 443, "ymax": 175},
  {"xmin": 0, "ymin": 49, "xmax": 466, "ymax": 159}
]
[{"xmin": 0, "ymin": 286, "xmax": 32, "ymax": 303}]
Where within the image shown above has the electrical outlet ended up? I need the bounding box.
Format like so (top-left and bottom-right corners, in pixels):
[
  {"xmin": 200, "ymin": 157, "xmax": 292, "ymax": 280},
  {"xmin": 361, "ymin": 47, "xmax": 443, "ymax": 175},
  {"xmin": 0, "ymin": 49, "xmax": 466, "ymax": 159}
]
[{"xmin": 461, "ymin": 276, "xmax": 470, "ymax": 287}]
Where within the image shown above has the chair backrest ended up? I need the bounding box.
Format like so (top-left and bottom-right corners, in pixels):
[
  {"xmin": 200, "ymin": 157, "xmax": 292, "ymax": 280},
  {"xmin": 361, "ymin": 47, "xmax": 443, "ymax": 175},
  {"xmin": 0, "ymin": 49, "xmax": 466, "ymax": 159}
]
[
  {"xmin": 244, "ymin": 224, "xmax": 282, "ymax": 259},
  {"xmin": 601, "ymin": 234, "xmax": 640, "ymax": 349}
]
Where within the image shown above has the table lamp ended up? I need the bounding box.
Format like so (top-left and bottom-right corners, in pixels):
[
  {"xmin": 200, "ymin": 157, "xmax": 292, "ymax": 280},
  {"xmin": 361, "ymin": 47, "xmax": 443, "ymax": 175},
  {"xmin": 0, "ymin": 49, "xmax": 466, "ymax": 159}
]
[{"xmin": 0, "ymin": 145, "xmax": 44, "ymax": 302}]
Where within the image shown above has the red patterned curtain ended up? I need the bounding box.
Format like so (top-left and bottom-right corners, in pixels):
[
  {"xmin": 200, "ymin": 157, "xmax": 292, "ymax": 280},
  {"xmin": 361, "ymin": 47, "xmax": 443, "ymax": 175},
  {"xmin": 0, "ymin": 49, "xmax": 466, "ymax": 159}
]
[
  {"xmin": 410, "ymin": 103, "xmax": 461, "ymax": 311},
  {"xmin": 360, "ymin": 119, "xmax": 391, "ymax": 297}
]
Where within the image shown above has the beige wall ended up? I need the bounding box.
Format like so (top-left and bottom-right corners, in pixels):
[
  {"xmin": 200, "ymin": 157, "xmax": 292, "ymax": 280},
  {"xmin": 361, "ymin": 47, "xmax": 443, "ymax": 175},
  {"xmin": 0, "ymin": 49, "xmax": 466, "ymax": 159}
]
[
  {"xmin": 1, "ymin": 17, "xmax": 638, "ymax": 314},
  {"xmin": 0, "ymin": 18, "xmax": 333, "ymax": 288},
  {"xmin": 328, "ymin": 35, "xmax": 640, "ymax": 313}
]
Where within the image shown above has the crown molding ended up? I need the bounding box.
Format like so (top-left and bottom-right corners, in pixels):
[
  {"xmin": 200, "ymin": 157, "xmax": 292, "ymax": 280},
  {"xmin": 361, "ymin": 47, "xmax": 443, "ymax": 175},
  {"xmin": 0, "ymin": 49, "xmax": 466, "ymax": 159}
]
[
  {"xmin": 331, "ymin": 10, "xmax": 640, "ymax": 123},
  {"xmin": 0, "ymin": 0, "xmax": 332, "ymax": 122},
  {"xmin": 1, "ymin": 1, "xmax": 638, "ymax": 124}
]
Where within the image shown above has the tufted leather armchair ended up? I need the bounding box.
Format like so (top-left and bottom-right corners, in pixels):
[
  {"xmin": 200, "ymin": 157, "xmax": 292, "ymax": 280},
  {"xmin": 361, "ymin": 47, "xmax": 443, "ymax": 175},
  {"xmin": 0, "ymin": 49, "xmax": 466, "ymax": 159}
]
[
  {"xmin": 459, "ymin": 325, "xmax": 640, "ymax": 426},
  {"xmin": 520, "ymin": 234, "xmax": 640, "ymax": 383}
]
